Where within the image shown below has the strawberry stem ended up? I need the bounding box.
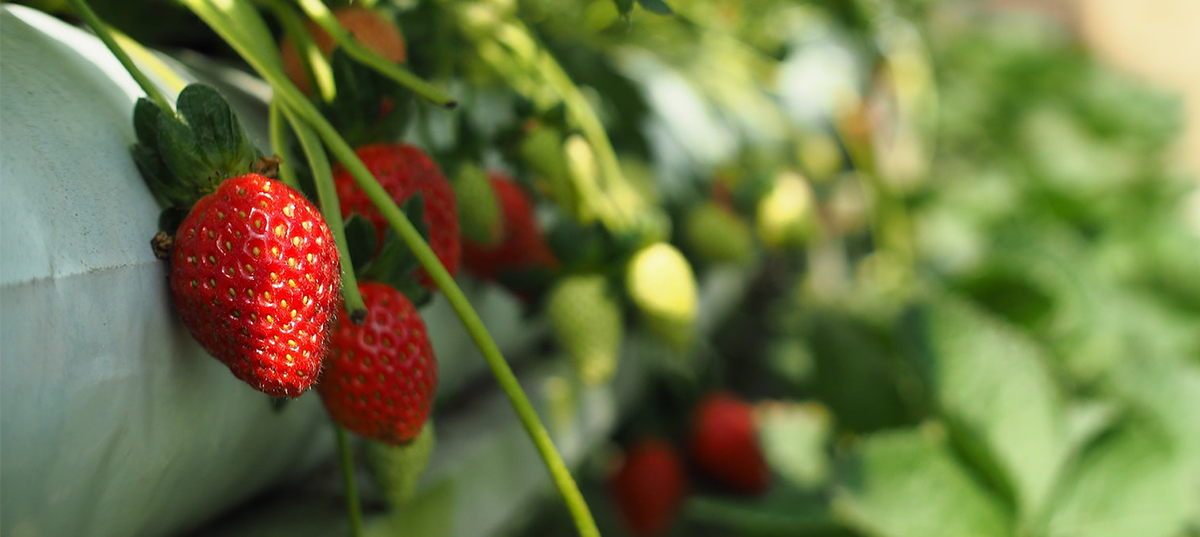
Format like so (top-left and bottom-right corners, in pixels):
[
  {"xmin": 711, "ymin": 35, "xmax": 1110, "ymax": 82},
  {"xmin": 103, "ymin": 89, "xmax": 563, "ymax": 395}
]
[
  {"xmin": 334, "ymin": 424, "xmax": 365, "ymax": 537},
  {"xmin": 292, "ymin": 0, "xmax": 457, "ymax": 109},
  {"xmin": 268, "ymin": 100, "xmax": 302, "ymax": 191},
  {"xmin": 63, "ymin": 0, "xmax": 173, "ymax": 113},
  {"xmin": 258, "ymin": 0, "xmax": 338, "ymax": 102},
  {"xmin": 280, "ymin": 103, "xmax": 369, "ymax": 324},
  {"xmin": 181, "ymin": 2, "xmax": 599, "ymax": 535}
]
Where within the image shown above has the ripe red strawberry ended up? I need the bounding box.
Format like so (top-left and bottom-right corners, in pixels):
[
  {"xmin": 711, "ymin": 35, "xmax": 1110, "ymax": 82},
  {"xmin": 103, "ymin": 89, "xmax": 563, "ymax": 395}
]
[
  {"xmin": 169, "ymin": 174, "xmax": 340, "ymax": 398},
  {"xmin": 333, "ymin": 143, "xmax": 460, "ymax": 288},
  {"xmin": 689, "ymin": 392, "xmax": 770, "ymax": 494},
  {"xmin": 610, "ymin": 438, "xmax": 688, "ymax": 537},
  {"xmin": 318, "ymin": 281, "xmax": 438, "ymax": 445},
  {"xmin": 462, "ymin": 172, "xmax": 557, "ymax": 280}
]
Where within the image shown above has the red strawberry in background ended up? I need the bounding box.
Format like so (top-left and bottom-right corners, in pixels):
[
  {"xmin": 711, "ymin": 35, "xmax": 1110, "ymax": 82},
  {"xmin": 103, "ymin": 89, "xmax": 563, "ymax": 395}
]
[
  {"xmin": 610, "ymin": 438, "xmax": 688, "ymax": 537},
  {"xmin": 333, "ymin": 143, "xmax": 459, "ymax": 288},
  {"xmin": 318, "ymin": 281, "xmax": 438, "ymax": 445},
  {"xmin": 462, "ymin": 172, "xmax": 557, "ymax": 280},
  {"xmin": 169, "ymin": 174, "xmax": 340, "ymax": 398},
  {"xmin": 688, "ymin": 391, "xmax": 771, "ymax": 494}
]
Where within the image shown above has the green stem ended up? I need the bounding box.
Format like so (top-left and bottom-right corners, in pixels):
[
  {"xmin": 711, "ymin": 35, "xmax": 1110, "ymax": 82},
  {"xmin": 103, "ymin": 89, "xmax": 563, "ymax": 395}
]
[
  {"xmin": 258, "ymin": 0, "xmax": 337, "ymax": 102},
  {"xmin": 280, "ymin": 103, "xmax": 368, "ymax": 324},
  {"xmin": 334, "ymin": 424, "xmax": 365, "ymax": 537},
  {"xmin": 64, "ymin": 0, "xmax": 173, "ymax": 113},
  {"xmin": 293, "ymin": 0, "xmax": 457, "ymax": 108},
  {"xmin": 181, "ymin": 3, "xmax": 599, "ymax": 535},
  {"xmin": 268, "ymin": 100, "xmax": 302, "ymax": 191}
]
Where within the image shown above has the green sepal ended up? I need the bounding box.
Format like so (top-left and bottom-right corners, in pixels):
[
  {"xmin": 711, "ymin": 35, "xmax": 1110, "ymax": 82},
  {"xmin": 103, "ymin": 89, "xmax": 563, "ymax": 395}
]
[
  {"xmin": 360, "ymin": 195, "xmax": 433, "ymax": 308},
  {"xmin": 344, "ymin": 214, "xmax": 379, "ymax": 274},
  {"xmin": 174, "ymin": 84, "xmax": 259, "ymax": 177},
  {"xmin": 130, "ymin": 84, "xmax": 266, "ymax": 212},
  {"xmin": 320, "ymin": 49, "xmax": 415, "ymax": 148},
  {"xmin": 157, "ymin": 206, "xmax": 190, "ymax": 236}
]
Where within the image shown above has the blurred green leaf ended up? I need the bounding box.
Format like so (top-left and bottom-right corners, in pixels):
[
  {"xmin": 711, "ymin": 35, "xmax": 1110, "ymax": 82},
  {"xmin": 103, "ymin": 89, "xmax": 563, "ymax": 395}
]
[
  {"xmin": 802, "ymin": 313, "xmax": 918, "ymax": 433},
  {"xmin": 1043, "ymin": 416, "xmax": 1199, "ymax": 537},
  {"xmin": 900, "ymin": 294, "xmax": 1067, "ymax": 520},
  {"xmin": 635, "ymin": 0, "xmax": 673, "ymax": 16},
  {"xmin": 832, "ymin": 427, "xmax": 1012, "ymax": 537}
]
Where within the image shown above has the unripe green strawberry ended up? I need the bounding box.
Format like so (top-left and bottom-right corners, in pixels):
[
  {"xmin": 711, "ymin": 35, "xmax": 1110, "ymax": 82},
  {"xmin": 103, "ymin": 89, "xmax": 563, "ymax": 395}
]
[
  {"xmin": 546, "ymin": 274, "xmax": 623, "ymax": 385},
  {"xmin": 452, "ymin": 163, "xmax": 504, "ymax": 246},
  {"xmin": 170, "ymin": 174, "xmax": 340, "ymax": 397},
  {"xmin": 625, "ymin": 243, "xmax": 698, "ymax": 351},
  {"xmin": 366, "ymin": 420, "xmax": 435, "ymax": 508},
  {"xmin": 683, "ymin": 202, "xmax": 754, "ymax": 264},
  {"xmin": 756, "ymin": 171, "xmax": 818, "ymax": 250}
]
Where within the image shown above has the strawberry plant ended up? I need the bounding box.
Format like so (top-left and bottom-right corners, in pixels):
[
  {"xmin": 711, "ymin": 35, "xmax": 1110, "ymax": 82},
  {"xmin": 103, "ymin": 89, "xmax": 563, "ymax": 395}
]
[{"xmin": 7, "ymin": 0, "xmax": 1199, "ymax": 537}]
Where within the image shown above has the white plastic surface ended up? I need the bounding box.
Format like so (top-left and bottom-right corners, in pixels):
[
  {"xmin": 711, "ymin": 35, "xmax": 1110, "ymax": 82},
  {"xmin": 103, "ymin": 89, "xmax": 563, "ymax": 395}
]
[{"xmin": 0, "ymin": 7, "xmax": 331, "ymax": 536}]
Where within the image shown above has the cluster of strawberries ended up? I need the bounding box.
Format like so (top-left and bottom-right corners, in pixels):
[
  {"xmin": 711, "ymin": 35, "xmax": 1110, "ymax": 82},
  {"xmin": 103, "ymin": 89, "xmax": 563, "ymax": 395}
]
[
  {"xmin": 164, "ymin": 139, "xmax": 554, "ymax": 445},
  {"xmin": 139, "ymin": 7, "xmax": 559, "ymax": 449},
  {"xmin": 610, "ymin": 392, "xmax": 771, "ymax": 536}
]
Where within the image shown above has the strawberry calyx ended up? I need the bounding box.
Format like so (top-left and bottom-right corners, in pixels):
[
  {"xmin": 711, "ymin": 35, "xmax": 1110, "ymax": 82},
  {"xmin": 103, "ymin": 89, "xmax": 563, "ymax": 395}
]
[
  {"xmin": 132, "ymin": 83, "xmax": 265, "ymax": 230},
  {"xmin": 345, "ymin": 194, "xmax": 435, "ymax": 307},
  {"xmin": 317, "ymin": 49, "xmax": 414, "ymax": 149}
]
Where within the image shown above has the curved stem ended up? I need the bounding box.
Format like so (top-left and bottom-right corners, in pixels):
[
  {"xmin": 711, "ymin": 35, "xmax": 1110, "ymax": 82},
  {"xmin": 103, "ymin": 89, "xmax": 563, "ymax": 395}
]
[
  {"xmin": 181, "ymin": 3, "xmax": 599, "ymax": 535},
  {"xmin": 64, "ymin": 0, "xmax": 173, "ymax": 113},
  {"xmin": 258, "ymin": 0, "xmax": 337, "ymax": 102},
  {"xmin": 334, "ymin": 424, "xmax": 365, "ymax": 537},
  {"xmin": 280, "ymin": 103, "xmax": 368, "ymax": 324},
  {"xmin": 268, "ymin": 100, "xmax": 302, "ymax": 191},
  {"xmin": 293, "ymin": 0, "xmax": 457, "ymax": 108}
]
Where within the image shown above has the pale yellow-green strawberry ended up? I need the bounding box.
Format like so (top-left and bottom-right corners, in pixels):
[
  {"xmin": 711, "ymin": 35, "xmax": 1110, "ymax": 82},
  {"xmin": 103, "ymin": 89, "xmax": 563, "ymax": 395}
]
[
  {"xmin": 453, "ymin": 163, "xmax": 504, "ymax": 246},
  {"xmin": 547, "ymin": 274, "xmax": 623, "ymax": 384},
  {"xmin": 625, "ymin": 243, "xmax": 698, "ymax": 351},
  {"xmin": 683, "ymin": 202, "xmax": 754, "ymax": 265},
  {"xmin": 366, "ymin": 420, "xmax": 435, "ymax": 509},
  {"xmin": 756, "ymin": 171, "xmax": 818, "ymax": 250}
]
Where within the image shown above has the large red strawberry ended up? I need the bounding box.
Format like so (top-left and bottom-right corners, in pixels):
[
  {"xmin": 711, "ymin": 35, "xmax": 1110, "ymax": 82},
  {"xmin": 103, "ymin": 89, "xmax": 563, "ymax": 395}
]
[
  {"xmin": 688, "ymin": 391, "xmax": 770, "ymax": 494},
  {"xmin": 318, "ymin": 281, "xmax": 438, "ymax": 445},
  {"xmin": 333, "ymin": 143, "xmax": 459, "ymax": 288},
  {"xmin": 610, "ymin": 438, "xmax": 688, "ymax": 537},
  {"xmin": 170, "ymin": 174, "xmax": 340, "ymax": 398},
  {"xmin": 462, "ymin": 172, "xmax": 557, "ymax": 280}
]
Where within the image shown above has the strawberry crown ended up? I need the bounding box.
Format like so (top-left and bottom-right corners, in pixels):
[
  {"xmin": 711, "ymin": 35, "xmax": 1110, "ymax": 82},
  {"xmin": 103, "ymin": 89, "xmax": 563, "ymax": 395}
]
[{"xmin": 132, "ymin": 84, "xmax": 264, "ymax": 217}]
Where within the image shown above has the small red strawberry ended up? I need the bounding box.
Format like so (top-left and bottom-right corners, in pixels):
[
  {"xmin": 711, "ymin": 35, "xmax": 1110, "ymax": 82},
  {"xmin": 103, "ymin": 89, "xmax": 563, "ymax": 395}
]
[
  {"xmin": 462, "ymin": 172, "xmax": 557, "ymax": 280},
  {"xmin": 689, "ymin": 391, "xmax": 770, "ymax": 494},
  {"xmin": 333, "ymin": 143, "xmax": 460, "ymax": 288},
  {"xmin": 169, "ymin": 174, "xmax": 340, "ymax": 398},
  {"xmin": 318, "ymin": 281, "xmax": 438, "ymax": 445},
  {"xmin": 610, "ymin": 438, "xmax": 688, "ymax": 537}
]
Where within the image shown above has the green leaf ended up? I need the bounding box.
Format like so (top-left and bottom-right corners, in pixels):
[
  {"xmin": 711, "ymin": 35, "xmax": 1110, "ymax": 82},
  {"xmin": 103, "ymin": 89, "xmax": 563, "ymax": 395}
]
[
  {"xmin": 832, "ymin": 427, "xmax": 1013, "ymax": 537},
  {"xmin": 756, "ymin": 401, "xmax": 832, "ymax": 491},
  {"xmin": 1043, "ymin": 416, "xmax": 1199, "ymax": 537},
  {"xmin": 344, "ymin": 215, "xmax": 378, "ymax": 274},
  {"xmin": 801, "ymin": 313, "xmax": 915, "ymax": 433},
  {"xmin": 685, "ymin": 489, "xmax": 846, "ymax": 537},
  {"xmin": 900, "ymin": 294, "xmax": 1067, "ymax": 520},
  {"xmin": 636, "ymin": 0, "xmax": 674, "ymax": 15}
]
